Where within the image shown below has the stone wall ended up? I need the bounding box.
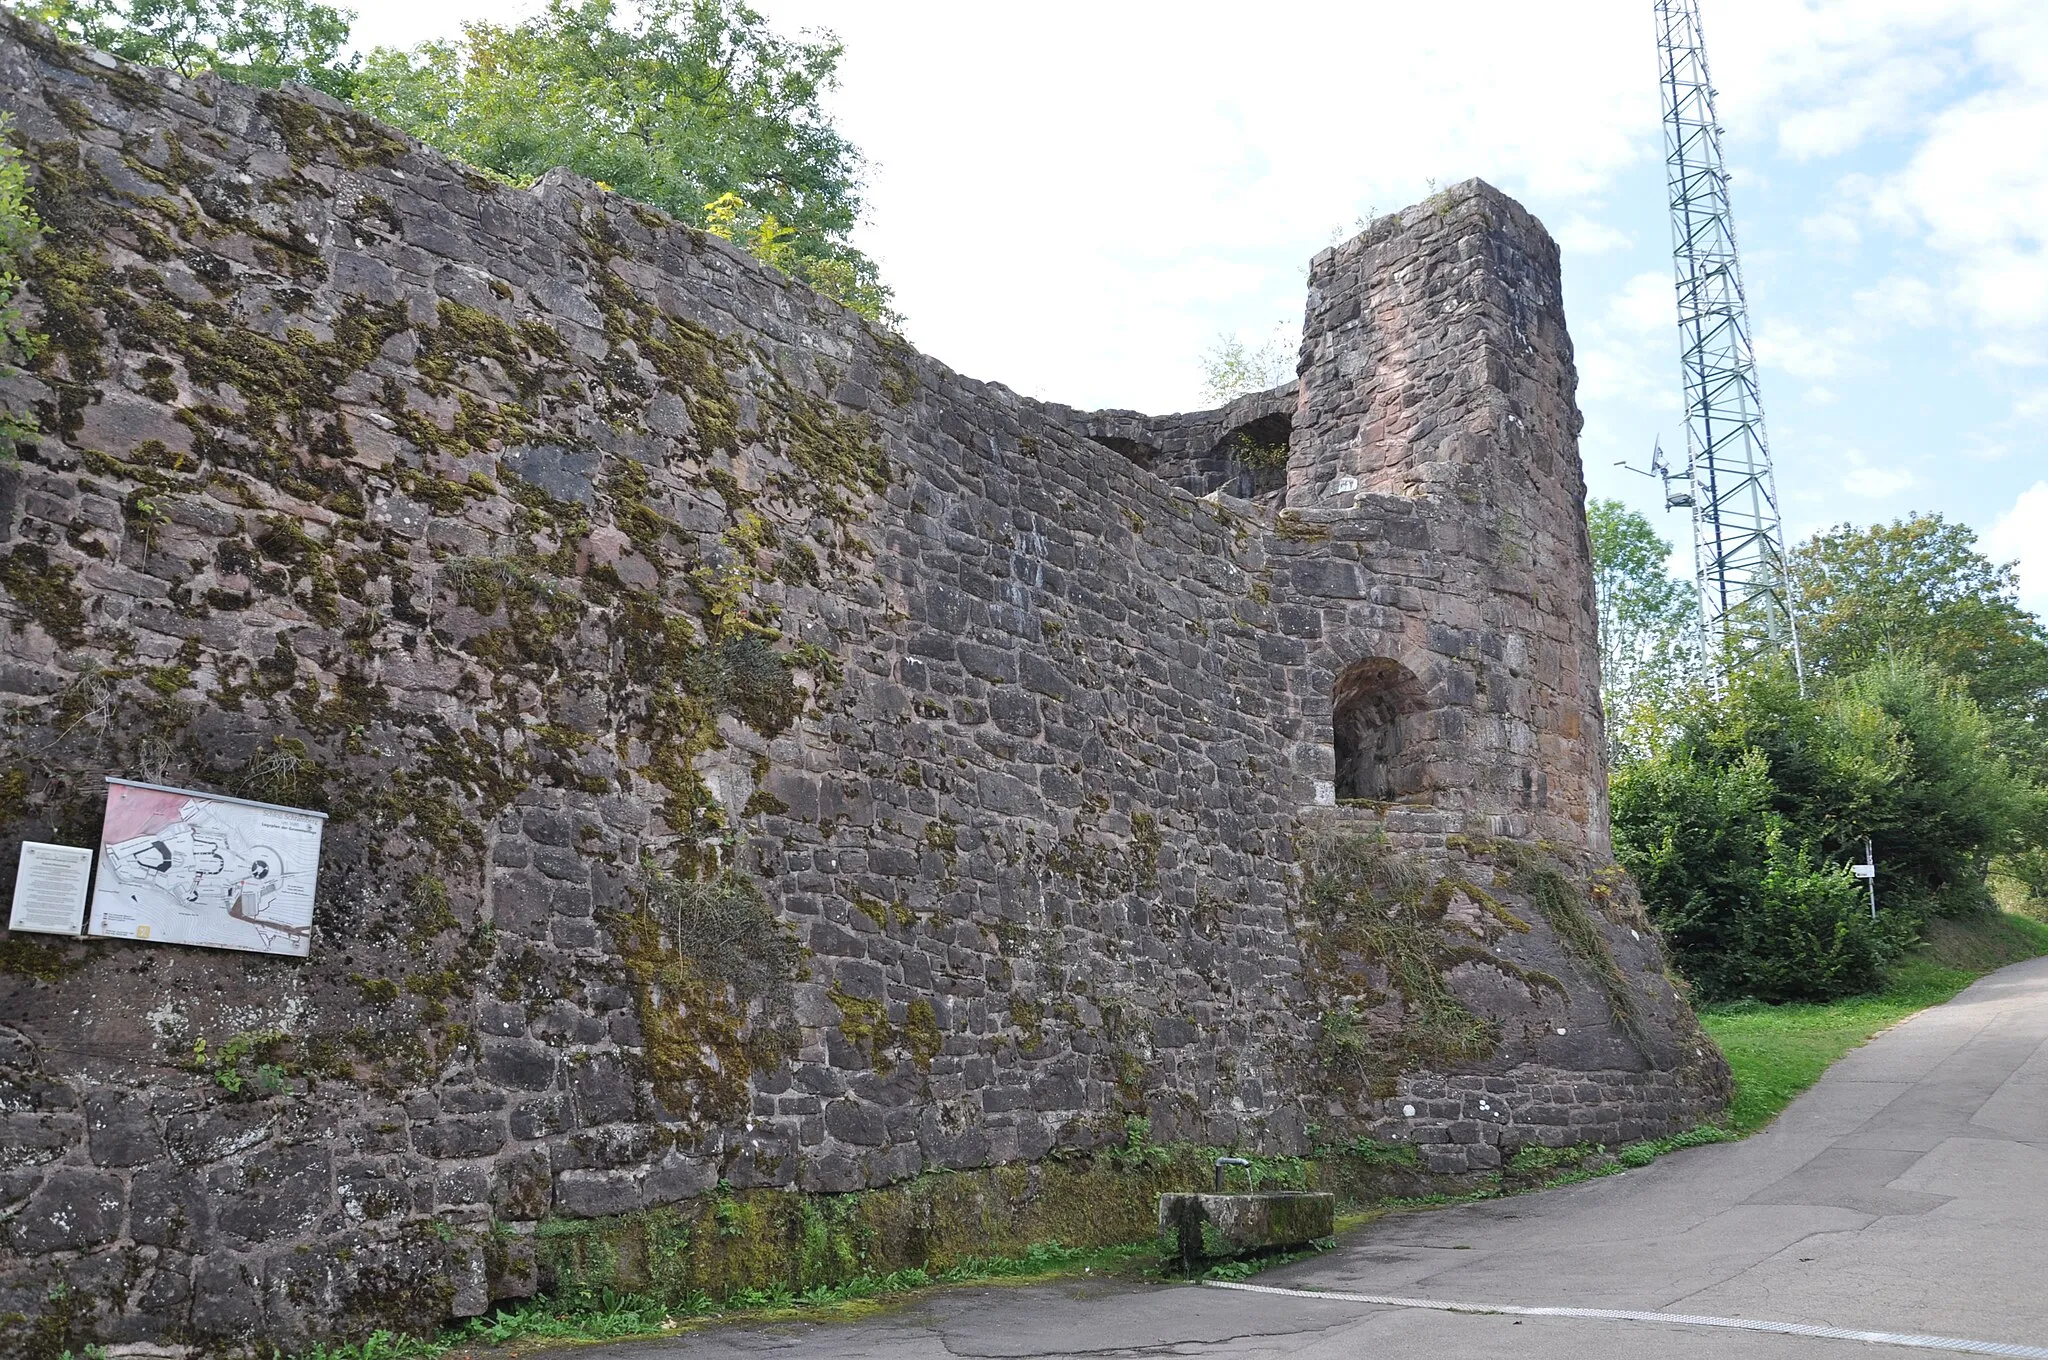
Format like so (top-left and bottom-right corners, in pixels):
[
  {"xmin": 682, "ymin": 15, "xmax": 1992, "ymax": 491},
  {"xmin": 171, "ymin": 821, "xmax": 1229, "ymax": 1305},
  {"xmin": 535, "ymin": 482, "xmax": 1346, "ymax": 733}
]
[{"xmin": 0, "ymin": 15, "xmax": 1726, "ymax": 1353}]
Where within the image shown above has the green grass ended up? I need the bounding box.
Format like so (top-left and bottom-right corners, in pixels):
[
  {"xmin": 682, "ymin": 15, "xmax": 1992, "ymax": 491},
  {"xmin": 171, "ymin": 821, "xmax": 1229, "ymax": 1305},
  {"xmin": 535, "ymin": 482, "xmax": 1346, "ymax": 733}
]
[
  {"xmin": 1699, "ymin": 910, "xmax": 2048, "ymax": 1133},
  {"xmin": 281, "ymin": 1241, "xmax": 1154, "ymax": 1359}
]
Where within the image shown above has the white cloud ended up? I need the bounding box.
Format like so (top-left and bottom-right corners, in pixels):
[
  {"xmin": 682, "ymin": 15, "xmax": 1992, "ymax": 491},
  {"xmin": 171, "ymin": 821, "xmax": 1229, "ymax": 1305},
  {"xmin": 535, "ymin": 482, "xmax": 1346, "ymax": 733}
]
[
  {"xmin": 1852, "ymin": 276, "xmax": 1942, "ymax": 329},
  {"xmin": 1756, "ymin": 320, "xmax": 1854, "ymax": 381},
  {"xmin": 2013, "ymin": 389, "xmax": 2048, "ymax": 420},
  {"xmin": 1986, "ymin": 482, "xmax": 2048, "ymax": 615},
  {"xmin": 1802, "ymin": 212, "xmax": 1862, "ymax": 249},
  {"xmin": 1871, "ymin": 82, "xmax": 2048, "ymax": 335},
  {"xmin": 1576, "ymin": 331, "xmax": 1679, "ymax": 412},
  {"xmin": 1554, "ymin": 215, "xmax": 1632, "ymax": 256},
  {"xmin": 1836, "ymin": 449, "xmax": 1919, "ymax": 498},
  {"xmin": 1608, "ymin": 273, "xmax": 1673, "ymax": 337},
  {"xmin": 1979, "ymin": 340, "xmax": 2048, "ymax": 367}
]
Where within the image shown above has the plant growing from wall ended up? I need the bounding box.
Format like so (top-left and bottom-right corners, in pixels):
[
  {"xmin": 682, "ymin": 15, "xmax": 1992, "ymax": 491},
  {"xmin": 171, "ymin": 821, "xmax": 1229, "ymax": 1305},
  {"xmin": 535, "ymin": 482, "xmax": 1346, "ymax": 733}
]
[
  {"xmin": 1295, "ymin": 831, "xmax": 1548, "ymax": 1095},
  {"xmin": 0, "ymin": 114, "xmax": 43, "ymax": 458},
  {"xmin": 619, "ymin": 861, "xmax": 803, "ymax": 1125}
]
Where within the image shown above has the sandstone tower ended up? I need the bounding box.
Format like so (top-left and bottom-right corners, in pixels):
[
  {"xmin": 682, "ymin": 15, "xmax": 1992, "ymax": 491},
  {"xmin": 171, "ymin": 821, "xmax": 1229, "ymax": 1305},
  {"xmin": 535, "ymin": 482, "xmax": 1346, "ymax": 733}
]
[{"xmin": 0, "ymin": 15, "xmax": 1724, "ymax": 1351}]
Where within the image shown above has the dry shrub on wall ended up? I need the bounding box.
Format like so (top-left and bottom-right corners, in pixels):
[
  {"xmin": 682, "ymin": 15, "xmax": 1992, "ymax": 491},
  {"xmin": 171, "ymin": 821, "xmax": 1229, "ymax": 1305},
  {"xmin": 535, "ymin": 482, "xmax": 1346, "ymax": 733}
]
[
  {"xmin": 617, "ymin": 861, "xmax": 803, "ymax": 1124},
  {"xmin": 1296, "ymin": 831, "xmax": 1502, "ymax": 1096}
]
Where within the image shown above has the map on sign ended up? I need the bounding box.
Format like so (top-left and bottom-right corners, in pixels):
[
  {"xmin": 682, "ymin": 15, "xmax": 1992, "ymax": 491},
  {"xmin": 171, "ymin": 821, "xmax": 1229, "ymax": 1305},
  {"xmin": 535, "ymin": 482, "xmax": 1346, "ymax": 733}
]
[{"xmin": 90, "ymin": 779, "xmax": 327, "ymax": 957}]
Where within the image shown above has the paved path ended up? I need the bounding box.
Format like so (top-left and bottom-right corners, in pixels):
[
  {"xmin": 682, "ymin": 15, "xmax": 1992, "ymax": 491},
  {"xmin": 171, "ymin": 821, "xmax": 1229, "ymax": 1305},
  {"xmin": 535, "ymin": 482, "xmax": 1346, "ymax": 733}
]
[{"xmin": 570, "ymin": 957, "xmax": 2048, "ymax": 1358}]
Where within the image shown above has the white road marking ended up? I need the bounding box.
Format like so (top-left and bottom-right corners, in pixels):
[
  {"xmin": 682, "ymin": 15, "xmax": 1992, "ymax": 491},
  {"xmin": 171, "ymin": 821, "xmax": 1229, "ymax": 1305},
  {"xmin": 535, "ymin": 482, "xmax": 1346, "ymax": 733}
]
[{"xmin": 1202, "ymin": 1280, "xmax": 2048, "ymax": 1357}]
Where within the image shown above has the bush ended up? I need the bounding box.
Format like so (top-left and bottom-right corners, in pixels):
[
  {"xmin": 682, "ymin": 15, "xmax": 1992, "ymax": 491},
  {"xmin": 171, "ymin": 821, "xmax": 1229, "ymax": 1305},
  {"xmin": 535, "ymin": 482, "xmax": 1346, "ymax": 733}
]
[
  {"xmin": 1612, "ymin": 656, "xmax": 2037, "ymax": 1001},
  {"xmin": 1613, "ymin": 749, "xmax": 1899, "ymax": 1001}
]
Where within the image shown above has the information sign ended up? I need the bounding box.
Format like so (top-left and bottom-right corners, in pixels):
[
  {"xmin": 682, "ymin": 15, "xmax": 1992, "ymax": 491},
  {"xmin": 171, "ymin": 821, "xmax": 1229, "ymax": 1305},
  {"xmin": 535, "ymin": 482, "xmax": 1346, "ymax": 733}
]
[
  {"xmin": 8, "ymin": 842, "xmax": 93, "ymax": 936},
  {"xmin": 89, "ymin": 778, "xmax": 327, "ymax": 957}
]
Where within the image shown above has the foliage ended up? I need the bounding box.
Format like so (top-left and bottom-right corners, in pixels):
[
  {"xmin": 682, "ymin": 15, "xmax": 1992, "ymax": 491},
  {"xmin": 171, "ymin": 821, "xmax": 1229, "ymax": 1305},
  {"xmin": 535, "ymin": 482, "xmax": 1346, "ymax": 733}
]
[
  {"xmin": 1197, "ymin": 328, "xmax": 1294, "ymax": 405},
  {"xmin": 274, "ymin": 1239, "xmax": 1153, "ymax": 1358},
  {"xmin": 1699, "ymin": 910, "xmax": 2048, "ymax": 1131},
  {"xmin": 641, "ymin": 860, "xmax": 801, "ymax": 1001},
  {"xmin": 1614, "ymin": 744, "xmax": 1894, "ymax": 1001},
  {"xmin": 351, "ymin": 0, "xmax": 892, "ymax": 321},
  {"xmin": 1586, "ymin": 498, "xmax": 1700, "ymax": 754},
  {"xmin": 184, "ymin": 1028, "xmax": 291, "ymax": 1095},
  {"xmin": 1613, "ymin": 656, "xmax": 2044, "ymax": 1000},
  {"xmin": 0, "ymin": 113, "xmax": 43, "ymax": 458},
  {"xmin": 1793, "ymin": 515, "xmax": 2048, "ymax": 780},
  {"xmin": 1298, "ymin": 831, "xmax": 1499, "ymax": 1083},
  {"xmin": 25, "ymin": 0, "xmax": 359, "ymax": 95}
]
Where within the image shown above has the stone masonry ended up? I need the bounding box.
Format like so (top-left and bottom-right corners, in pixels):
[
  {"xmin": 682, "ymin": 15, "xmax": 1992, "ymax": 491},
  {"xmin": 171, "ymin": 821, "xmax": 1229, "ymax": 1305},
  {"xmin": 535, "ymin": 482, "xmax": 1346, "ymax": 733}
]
[{"xmin": 0, "ymin": 14, "xmax": 1727, "ymax": 1352}]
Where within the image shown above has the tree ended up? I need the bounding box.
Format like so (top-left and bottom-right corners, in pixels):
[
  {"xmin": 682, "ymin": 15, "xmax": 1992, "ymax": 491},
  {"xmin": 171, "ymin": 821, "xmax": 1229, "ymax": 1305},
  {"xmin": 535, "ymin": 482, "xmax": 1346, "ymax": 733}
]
[
  {"xmin": 1613, "ymin": 654, "xmax": 2044, "ymax": 1000},
  {"xmin": 1197, "ymin": 329, "xmax": 1294, "ymax": 405},
  {"xmin": 1793, "ymin": 515, "xmax": 2048, "ymax": 779},
  {"xmin": 352, "ymin": 0, "xmax": 892, "ymax": 322},
  {"xmin": 1613, "ymin": 746, "xmax": 1894, "ymax": 1002},
  {"xmin": 25, "ymin": 0, "xmax": 359, "ymax": 96},
  {"xmin": 1586, "ymin": 499, "xmax": 1701, "ymax": 754}
]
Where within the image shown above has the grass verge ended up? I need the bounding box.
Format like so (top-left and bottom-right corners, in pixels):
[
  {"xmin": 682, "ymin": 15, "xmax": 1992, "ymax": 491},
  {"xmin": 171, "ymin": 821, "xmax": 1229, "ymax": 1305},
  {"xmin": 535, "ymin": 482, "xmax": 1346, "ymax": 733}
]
[
  {"xmin": 1699, "ymin": 910, "xmax": 2048, "ymax": 1133},
  {"xmin": 282, "ymin": 1241, "xmax": 1154, "ymax": 1359}
]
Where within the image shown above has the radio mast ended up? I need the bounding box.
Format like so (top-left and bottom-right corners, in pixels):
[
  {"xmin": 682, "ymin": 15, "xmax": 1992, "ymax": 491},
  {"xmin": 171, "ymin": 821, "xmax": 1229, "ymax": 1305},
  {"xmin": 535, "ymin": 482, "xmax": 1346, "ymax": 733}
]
[{"xmin": 1654, "ymin": 0, "xmax": 1803, "ymax": 680}]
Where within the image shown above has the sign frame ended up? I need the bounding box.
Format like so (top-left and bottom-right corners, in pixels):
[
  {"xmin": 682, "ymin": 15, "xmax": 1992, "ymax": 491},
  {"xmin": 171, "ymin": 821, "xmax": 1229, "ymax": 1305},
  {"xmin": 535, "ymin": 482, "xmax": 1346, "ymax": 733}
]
[
  {"xmin": 8, "ymin": 841, "xmax": 94, "ymax": 936},
  {"xmin": 89, "ymin": 777, "xmax": 328, "ymax": 957}
]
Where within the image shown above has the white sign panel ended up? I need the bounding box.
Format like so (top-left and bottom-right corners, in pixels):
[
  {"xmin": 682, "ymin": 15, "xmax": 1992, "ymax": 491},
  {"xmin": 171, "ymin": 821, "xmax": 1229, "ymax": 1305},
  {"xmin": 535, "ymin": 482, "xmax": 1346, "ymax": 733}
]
[
  {"xmin": 90, "ymin": 778, "xmax": 327, "ymax": 957},
  {"xmin": 9, "ymin": 842, "xmax": 93, "ymax": 935}
]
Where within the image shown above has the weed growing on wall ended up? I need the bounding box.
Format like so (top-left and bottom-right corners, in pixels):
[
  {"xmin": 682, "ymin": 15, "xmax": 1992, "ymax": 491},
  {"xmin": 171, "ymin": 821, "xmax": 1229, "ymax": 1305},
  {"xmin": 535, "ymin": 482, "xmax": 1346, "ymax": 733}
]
[
  {"xmin": 0, "ymin": 112, "xmax": 43, "ymax": 456},
  {"xmin": 1296, "ymin": 832, "xmax": 1506, "ymax": 1093},
  {"xmin": 618, "ymin": 862, "xmax": 803, "ymax": 1124},
  {"xmin": 1506, "ymin": 851, "xmax": 1652, "ymax": 1055}
]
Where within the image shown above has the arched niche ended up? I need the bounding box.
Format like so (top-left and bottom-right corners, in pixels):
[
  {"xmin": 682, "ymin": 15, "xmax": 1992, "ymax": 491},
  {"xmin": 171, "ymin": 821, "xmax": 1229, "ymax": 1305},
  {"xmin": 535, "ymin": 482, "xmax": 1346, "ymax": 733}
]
[{"xmin": 1332, "ymin": 658, "xmax": 1430, "ymax": 801}]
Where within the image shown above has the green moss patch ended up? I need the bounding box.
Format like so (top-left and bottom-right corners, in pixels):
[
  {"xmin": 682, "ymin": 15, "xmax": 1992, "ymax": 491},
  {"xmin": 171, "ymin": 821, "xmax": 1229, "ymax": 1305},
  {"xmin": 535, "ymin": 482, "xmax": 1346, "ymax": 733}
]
[
  {"xmin": 618, "ymin": 866, "xmax": 802, "ymax": 1126},
  {"xmin": 0, "ymin": 543, "xmax": 87, "ymax": 645},
  {"xmin": 1296, "ymin": 832, "xmax": 1566, "ymax": 1096}
]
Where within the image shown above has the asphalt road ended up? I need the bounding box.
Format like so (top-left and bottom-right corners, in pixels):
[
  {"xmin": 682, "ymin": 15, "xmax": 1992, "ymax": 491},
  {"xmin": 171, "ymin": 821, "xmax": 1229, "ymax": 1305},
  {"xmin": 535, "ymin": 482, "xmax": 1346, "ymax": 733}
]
[{"xmin": 569, "ymin": 956, "xmax": 2048, "ymax": 1359}]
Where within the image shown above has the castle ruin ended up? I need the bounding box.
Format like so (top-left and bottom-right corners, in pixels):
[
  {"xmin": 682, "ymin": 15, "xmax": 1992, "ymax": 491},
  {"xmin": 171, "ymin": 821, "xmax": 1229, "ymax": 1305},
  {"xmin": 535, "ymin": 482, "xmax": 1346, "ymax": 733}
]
[{"xmin": 0, "ymin": 14, "xmax": 1727, "ymax": 1352}]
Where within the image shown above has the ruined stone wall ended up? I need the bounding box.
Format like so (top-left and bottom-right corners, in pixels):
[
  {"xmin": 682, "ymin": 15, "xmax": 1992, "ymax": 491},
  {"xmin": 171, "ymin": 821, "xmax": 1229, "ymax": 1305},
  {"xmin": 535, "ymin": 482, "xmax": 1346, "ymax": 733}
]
[
  {"xmin": 0, "ymin": 16, "xmax": 1724, "ymax": 1353},
  {"xmin": 1285, "ymin": 190, "xmax": 1612, "ymax": 857}
]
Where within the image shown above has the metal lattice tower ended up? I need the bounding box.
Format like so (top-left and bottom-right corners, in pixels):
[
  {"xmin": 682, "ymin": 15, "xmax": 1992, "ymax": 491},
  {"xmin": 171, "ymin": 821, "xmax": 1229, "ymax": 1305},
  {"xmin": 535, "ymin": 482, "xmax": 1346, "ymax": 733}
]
[{"xmin": 1654, "ymin": 0, "xmax": 1804, "ymax": 680}]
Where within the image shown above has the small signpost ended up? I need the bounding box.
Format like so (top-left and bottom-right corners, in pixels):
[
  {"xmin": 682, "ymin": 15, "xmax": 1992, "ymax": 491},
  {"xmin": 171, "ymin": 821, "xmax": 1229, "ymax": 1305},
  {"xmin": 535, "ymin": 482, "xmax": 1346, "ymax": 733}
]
[{"xmin": 1850, "ymin": 837, "xmax": 1877, "ymax": 919}]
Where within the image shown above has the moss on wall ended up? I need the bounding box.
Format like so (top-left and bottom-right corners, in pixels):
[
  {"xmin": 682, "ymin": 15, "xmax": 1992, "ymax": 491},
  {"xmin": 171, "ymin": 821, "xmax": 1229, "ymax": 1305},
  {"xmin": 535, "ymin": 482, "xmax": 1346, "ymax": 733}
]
[{"xmin": 530, "ymin": 1137, "xmax": 1444, "ymax": 1308}]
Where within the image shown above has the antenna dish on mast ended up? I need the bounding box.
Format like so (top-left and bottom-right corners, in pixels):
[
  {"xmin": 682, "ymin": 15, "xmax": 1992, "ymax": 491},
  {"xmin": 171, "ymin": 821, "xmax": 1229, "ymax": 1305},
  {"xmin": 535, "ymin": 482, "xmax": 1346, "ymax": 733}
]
[{"xmin": 1615, "ymin": 439, "xmax": 1697, "ymax": 510}]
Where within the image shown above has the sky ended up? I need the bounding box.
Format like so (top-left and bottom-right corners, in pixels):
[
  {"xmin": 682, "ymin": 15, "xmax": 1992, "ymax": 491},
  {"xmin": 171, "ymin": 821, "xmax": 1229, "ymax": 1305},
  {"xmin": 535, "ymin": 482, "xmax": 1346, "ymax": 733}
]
[{"xmin": 342, "ymin": 0, "xmax": 2048, "ymax": 615}]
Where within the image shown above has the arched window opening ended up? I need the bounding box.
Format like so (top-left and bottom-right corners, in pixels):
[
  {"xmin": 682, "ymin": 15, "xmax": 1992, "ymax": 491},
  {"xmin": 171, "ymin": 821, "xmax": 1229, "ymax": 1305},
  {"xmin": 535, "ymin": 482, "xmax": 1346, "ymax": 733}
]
[
  {"xmin": 1218, "ymin": 411, "xmax": 1292, "ymax": 499},
  {"xmin": 1333, "ymin": 659, "xmax": 1428, "ymax": 802}
]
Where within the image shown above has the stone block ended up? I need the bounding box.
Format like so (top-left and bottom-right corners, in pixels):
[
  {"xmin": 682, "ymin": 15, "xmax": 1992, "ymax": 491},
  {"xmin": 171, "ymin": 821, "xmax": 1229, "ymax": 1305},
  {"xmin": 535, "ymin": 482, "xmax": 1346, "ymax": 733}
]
[
  {"xmin": 1158, "ymin": 1192, "xmax": 1335, "ymax": 1265},
  {"xmin": 9, "ymin": 1168, "xmax": 125, "ymax": 1252}
]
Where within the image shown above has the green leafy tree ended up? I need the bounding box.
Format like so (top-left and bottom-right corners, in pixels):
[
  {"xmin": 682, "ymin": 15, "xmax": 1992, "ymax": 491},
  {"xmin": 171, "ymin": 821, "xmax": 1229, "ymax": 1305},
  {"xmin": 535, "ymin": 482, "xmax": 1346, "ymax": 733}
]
[
  {"xmin": 352, "ymin": 0, "xmax": 892, "ymax": 321},
  {"xmin": 1614, "ymin": 655, "xmax": 2044, "ymax": 999},
  {"xmin": 0, "ymin": 114, "xmax": 43, "ymax": 457},
  {"xmin": 1586, "ymin": 498, "xmax": 1701, "ymax": 754},
  {"xmin": 1792, "ymin": 515, "xmax": 2048, "ymax": 779},
  {"xmin": 1613, "ymin": 746, "xmax": 1894, "ymax": 1002},
  {"xmin": 1832, "ymin": 661, "xmax": 2044, "ymax": 912},
  {"xmin": 25, "ymin": 0, "xmax": 359, "ymax": 96},
  {"xmin": 1197, "ymin": 329, "xmax": 1294, "ymax": 405}
]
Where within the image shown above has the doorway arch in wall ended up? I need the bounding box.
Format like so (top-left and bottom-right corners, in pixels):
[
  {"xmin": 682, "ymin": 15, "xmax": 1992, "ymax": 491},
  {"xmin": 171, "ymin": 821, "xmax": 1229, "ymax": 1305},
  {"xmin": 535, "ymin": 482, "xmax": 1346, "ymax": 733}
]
[{"xmin": 1332, "ymin": 658, "xmax": 1430, "ymax": 801}]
